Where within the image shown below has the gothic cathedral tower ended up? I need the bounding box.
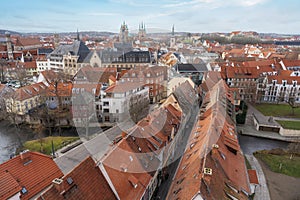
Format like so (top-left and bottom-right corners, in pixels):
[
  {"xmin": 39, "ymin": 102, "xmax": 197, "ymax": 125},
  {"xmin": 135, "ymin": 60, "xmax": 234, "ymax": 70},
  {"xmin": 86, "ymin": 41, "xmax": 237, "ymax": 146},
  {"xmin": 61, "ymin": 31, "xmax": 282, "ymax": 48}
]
[
  {"xmin": 138, "ymin": 22, "xmax": 146, "ymax": 39},
  {"xmin": 119, "ymin": 21, "xmax": 129, "ymax": 43}
]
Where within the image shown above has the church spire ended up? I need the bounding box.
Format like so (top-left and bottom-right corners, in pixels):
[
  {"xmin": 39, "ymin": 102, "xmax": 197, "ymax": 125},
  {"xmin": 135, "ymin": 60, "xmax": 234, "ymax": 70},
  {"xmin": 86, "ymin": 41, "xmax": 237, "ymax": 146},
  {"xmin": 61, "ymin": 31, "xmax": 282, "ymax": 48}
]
[
  {"xmin": 172, "ymin": 25, "xmax": 175, "ymax": 36},
  {"xmin": 76, "ymin": 29, "xmax": 80, "ymax": 41}
]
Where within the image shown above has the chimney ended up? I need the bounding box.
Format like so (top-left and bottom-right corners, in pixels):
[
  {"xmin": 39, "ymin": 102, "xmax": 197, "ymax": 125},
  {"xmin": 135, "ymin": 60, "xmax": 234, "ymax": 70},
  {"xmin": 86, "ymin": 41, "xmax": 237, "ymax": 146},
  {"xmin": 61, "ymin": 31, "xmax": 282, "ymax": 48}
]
[
  {"xmin": 121, "ymin": 131, "xmax": 127, "ymax": 138},
  {"xmin": 52, "ymin": 178, "xmax": 64, "ymax": 193},
  {"xmin": 20, "ymin": 150, "xmax": 31, "ymax": 164}
]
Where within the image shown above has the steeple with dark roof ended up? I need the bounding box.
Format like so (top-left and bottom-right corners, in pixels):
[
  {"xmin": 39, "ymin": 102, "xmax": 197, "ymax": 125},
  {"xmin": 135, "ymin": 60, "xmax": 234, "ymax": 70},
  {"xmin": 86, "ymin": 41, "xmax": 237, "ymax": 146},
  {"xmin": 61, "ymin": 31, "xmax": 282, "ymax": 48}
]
[
  {"xmin": 172, "ymin": 24, "xmax": 175, "ymax": 36},
  {"xmin": 76, "ymin": 29, "xmax": 80, "ymax": 41}
]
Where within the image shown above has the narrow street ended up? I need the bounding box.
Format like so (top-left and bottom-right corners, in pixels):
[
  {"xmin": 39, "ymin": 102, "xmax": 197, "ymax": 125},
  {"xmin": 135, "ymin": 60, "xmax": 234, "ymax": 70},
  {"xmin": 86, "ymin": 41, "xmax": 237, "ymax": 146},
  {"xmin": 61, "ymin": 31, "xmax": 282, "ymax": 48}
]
[
  {"xmin": 153, "ymin": 103, "xmax": 200, "ymax": 199},
  {"xmin": 245, "ymin": 154, "xmax": 271, "ymax": 200}
]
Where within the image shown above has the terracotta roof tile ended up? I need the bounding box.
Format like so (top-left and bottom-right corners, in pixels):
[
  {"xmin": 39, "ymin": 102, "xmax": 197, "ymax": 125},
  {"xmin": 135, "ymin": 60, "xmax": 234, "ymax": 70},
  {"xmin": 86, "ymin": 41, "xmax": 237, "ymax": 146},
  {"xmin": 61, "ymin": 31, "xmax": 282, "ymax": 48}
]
[
  {"xmin": 100, "ymin": 102, "xmax": 182, "ymax": 200},
  {"xmin": 0, "ymin": 171, "xmax": 22, "ymax": 199},
  {"xmin": 167, "ymin": 80, "xmax": 250, "ymax": 200},
  {"xmin": 38, "ymin": 156, "xmax": 116, "ymax": 200},
  {"xmin": 0, "ymin": 151, "xmax": 63, "ymax": 200},
  {"xmin": 46, "ymin": 82, "xmax": 73, "ymax": 97},
  {"xmin": 13, "ymin": 82, "xmax": 47, "ymax": 101}
]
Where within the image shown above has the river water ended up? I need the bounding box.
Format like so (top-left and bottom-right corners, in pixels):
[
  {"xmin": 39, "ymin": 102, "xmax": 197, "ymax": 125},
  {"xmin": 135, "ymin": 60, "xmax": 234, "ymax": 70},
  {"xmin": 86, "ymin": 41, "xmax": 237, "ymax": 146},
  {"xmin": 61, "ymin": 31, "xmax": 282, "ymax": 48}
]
[
  {"xmin": 238, "ymin": 135, "xmax": 290, "ymax": 154},
  {"xmin": 0, "ymin": 120, "xmax": 292, "ymax": 164},
  {"xmin": 0, "ymin": 120, "xmax": 34, "ymax": 164}
]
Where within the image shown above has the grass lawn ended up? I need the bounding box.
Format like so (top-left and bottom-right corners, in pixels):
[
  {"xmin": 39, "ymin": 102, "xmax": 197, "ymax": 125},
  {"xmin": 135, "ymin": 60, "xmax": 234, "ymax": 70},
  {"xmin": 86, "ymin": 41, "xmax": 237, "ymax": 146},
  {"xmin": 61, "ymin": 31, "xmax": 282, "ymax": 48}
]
[
  {"xmin": 254, "ymin": 151, "xmax": 300, "ymax": 178},
  {"xmin": 276, "ymin": 120, "xmax": 300, "ymax": 130},
  {"xmin": 254, "ymin": 103, "xmax": 300, "ymax": 118},
  {"xmin": 23, "ymin": 136, "xmax": 79, "ymax": 155}
]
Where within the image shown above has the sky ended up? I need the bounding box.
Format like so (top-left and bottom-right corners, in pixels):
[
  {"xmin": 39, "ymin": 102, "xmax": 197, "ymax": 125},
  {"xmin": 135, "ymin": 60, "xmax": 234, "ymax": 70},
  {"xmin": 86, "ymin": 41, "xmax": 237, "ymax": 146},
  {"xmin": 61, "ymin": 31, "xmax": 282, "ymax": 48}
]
[{"xmin": 0, "ymin": 0, "xmax": 299, "ymax": 34}]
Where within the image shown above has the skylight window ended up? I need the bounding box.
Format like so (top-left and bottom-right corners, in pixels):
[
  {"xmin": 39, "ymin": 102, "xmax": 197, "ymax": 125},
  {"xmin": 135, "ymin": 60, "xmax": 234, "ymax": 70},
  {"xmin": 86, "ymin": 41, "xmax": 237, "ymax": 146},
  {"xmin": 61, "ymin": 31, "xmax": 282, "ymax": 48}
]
[
  {"xmin": 67, "ymin": 177, "xmax": 73, "ymax": 185},
  {"xmin": 21, "ymin": 187, "xmax": 28, "ymax": 194}
]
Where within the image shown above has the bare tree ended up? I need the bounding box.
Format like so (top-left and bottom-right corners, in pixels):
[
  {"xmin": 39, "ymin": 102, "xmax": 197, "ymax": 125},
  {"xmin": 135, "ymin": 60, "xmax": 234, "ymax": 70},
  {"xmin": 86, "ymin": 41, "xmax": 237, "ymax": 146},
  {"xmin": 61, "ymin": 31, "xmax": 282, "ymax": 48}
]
[
  {"xmin": 9, "ymin": 62, "xmax": 29, "ymax": 87},
  {"xmin": 0, "ymin": 59, "xmax": 8, "ymax": 83},
  {"xmin": 287, "ymin": 142, "xmax": 300, "ymax": 160},
  {"xmin": 287, "ymin": 95, "xmax": 299, "ymax": 116},
  {"xmin": 5, "ymin": 93, "xmax": 21, "ymax": 128}
]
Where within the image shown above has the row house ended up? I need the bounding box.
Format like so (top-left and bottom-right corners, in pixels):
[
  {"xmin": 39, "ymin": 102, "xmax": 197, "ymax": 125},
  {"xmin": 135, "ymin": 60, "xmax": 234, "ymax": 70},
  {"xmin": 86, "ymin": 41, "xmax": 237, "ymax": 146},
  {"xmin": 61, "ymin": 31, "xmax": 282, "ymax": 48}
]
[
  {"xmin": 0, "ymin": 150, "xmax": 63, "ymax": 200},
  {"xmin": 21, "ymin": 61, "xmax": 38, "ymax": 76},
  {"xmin": 259, "ymin": 71, "xmax": 300, "ymax": 103},
  {"xmin": 100, "ymin": 82, "xmax": 149, "ymax": 123},
  {"xmin": 167, "ymin": 80, "xmax": 251, "ymax": 200},
  {"xmin": 119, "ymin": 65, "xmax": 168, "ymax": 103},
  {"xmin": 159, "ymin": 52, "xmax": 178, "ymax": 67},
  {"xmin": 38, "ymin": 156, "xmax": 117, "ymax": 200},
  {"xmin": 52, "ymin": 79, "xmax": 198, "ymax": 199},
  {"xmin": 46, "ymin": 41, "xmax": 90, "ymax": 76},
  {"xmin": 280, "ymin": 59, "xmax": 300, "ymax": 73},
  {"xmin": 72, "ymin": 66, "xmax": 117, "ymax": 125},
  {"xmin": 98, "ymin": 101, "xmax": 183, "ymax": 200},
  {"xmin": 45, "ymin": 82, "xmax": 73, "ymax": 109},
  {"xmin": 14, "ymin": 37, "xmax": 42, "ymax": 51},
  {"xmin": 222, "ymin": 66, "xmax": 260, "ymax": 102},
  {"xmin": 5, "ymin": 82, "xmax": 47, "ymax": 122},
  {"xmin": 82, "ymin": 49, "xmax": 152, "ymax": 71},
  {"xmin": 36, "ymin": 55, "xmax": 51, "ymax": 73}
]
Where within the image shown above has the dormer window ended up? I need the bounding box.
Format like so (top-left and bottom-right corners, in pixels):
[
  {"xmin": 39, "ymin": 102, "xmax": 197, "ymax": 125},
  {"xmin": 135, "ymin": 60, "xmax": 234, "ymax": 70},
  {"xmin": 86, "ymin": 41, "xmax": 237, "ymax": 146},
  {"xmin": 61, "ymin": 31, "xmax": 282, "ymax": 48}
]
[{"xmin": 272, "ymin": 80, "xmax": 276, "ymax": 86}]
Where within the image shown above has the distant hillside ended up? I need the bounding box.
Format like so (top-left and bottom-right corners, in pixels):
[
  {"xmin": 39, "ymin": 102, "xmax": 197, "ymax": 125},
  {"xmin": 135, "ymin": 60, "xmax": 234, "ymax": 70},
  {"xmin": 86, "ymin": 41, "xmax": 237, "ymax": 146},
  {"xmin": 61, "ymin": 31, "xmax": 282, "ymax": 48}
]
[
  {"xmin": 0, "ymin": 29, "xmax": 21, "ymax": 35},
  {"xmin": 22, "ymin": 31, "xmax": 116, "ymax": 37}
]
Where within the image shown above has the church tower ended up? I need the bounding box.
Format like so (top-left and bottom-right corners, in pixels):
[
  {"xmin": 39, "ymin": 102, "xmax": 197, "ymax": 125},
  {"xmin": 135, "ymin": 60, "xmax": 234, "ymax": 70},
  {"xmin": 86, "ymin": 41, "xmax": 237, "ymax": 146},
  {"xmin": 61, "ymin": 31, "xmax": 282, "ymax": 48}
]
[
  {"xmin": 119, "ymin": 21, "xmax": 129, "ymax": 43},
  {"xmin": 53, "ymin": 33, "xmax": 60, "ymax": 48},
  {"xmin": 138, "ymin": 22, "xmax": 146, "ymax": 39},
  {"xmin": 76, "ymin": 29, "xmax": 80, "ymax": 41},
  {"xmin": 5, "ymin": 32, "xmax": 14, "ymax": 60},
  {"xmin": 170, "ymin": 25, "xmax": 176, "ymax": 48}
]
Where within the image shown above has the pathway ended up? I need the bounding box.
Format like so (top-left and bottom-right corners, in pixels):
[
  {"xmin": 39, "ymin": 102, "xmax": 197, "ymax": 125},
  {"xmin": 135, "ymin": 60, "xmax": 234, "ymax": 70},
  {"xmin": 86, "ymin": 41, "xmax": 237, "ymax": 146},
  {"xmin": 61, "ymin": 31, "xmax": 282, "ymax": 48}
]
[{"xmin": 245, "ymin": 154, "xmax": 271, "ymax": 200}]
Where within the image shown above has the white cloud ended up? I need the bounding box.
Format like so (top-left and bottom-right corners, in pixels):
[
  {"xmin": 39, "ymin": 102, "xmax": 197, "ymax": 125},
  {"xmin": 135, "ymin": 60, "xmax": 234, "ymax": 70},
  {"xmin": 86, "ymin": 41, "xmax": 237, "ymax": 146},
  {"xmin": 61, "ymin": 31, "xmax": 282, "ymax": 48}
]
[
  {"xmin": 86, "ymin": 12, "xmax": 120, "ymax": 16},
  {"xmin": 237, "ymin": 0, "xmax": 269, "ymax": 7}
]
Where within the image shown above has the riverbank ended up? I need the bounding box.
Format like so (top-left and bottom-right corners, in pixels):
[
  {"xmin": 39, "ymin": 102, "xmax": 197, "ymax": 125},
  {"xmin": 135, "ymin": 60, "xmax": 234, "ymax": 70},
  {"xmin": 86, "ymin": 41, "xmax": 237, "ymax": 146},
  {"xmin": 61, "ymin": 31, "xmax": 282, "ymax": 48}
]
[
  {"xmin": 256, "ymin": 157, "xmax": 300, "ymax": 200},
  {"xmin": 0, "ymin": 120, "xmax": 36, "ymax": 163},
  {"xmin": 0, "ymin": 119, "xmax": 81, "ymax": 163}
]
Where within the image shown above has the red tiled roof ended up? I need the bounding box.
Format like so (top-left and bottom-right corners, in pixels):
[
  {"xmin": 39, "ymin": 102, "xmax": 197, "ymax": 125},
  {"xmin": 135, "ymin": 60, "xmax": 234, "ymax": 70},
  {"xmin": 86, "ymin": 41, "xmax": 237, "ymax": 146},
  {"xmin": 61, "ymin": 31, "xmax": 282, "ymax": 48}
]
[
  {"xmin": 0, "ymin": 171, "xmax": 22, "ymax": 199},
  {"xmin": 105, "ymin": 82, "xmax": 144, "ymax": 93},
  {"xmin": 15, "ymin": 37, "xmax": 41, "ymax": 47},
  {"xmin": 100, "ymin": 102, "xmax": 182, "ymax": 200},
  {"xmin": 75, "ymin": 65, "xmax": 117, "ymax": 83},
  {"xmin": 282, "ymin": 59, "xmax": 300, "ymax": 67},
  {"xmin": 167, "ymin": 80, "xmax": 250, "ymax": 200},
  {"xmin": 13, "ymin": 82, "xmax": 47, "ymax": 101},
  {"xmin": 46, "ymin": 82, "xmax": 73, "ymax": 97},
  {"xmin": 248, "ymin": 170, "xmax": 259, "ymax": 184},
  {"xmin": 0, "ymin": 151, "xmax": 63, "ymax": 200},
  {"xmin": 224, "ymin": 66, "xmax": 260, "ymax": 79},
  {"xmin": 101, "ymin": 139, "xmax": 153, "ymax": 200},
  {"xmin": 267, "ymin": 73, "xmax": 300, "ymax": 84},
  {"xmin": 38, "ymin": 156, "xmax": 117, "ymax": 200},
  {"xmin": 20, "ymin": 61, "xmax": 37, "ymax": 69},
  {"xmin": 40, "ymin": 70, "xmax": 60, "ymax": 84}
]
